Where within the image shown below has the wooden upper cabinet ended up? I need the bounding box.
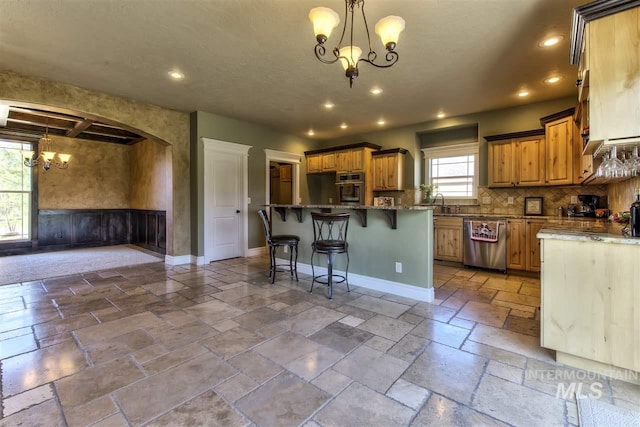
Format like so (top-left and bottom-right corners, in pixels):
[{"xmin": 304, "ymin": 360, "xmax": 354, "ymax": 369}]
[
  {"xmin": 516, "ymin": 136, "xmax": 545, "ymax": 186},
  {"xmin": 488, "ymin": 140, "xmax": 515, "ymax": 187},
  {"xmin": 321, "ymin": 152, "xmax": 336, "ymax": 172},
  {"xmin": 305, "ymin": 143, "xmax": 380, "ymax": 175},
  {"xmin": 336, "ymin": 148, "xmax": 368, "ymax": 173},
  {"xmin": 372, "ymin": 150, "xmax": 406, "ymax": 191},
  {"xmin": 351, "ymin": 148, "xmax": 366, "ymax": 172},
  {"xmin": 335, "ymin": 150, "xmax": 351, "ymax": 173},
  {"xmin": 305, "ymin": 152, "xmax": 335, "ymax": 173},
  {"xmin": 573, "ymin": 116, "xmax": 593, "ymax": 183},
  {"xmin": 588, "ymin": 7, "xmax": 640, "ymax": 145},
  {"xmin": 487, "ymin": 133, "xmax": 544, "ymax": 187},
  {"xmin": 306, "ymin": 154, "xmax": 321, "ymax": 173},
  {"xmin": 544, "ymin": 115, "xmax": 574, "ymax": 185}
]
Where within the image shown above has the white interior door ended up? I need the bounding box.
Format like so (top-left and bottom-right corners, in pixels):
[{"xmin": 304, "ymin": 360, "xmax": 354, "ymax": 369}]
[{"xmin": 203, "ymin": 139, "xmax": 251, "ymax": 263}]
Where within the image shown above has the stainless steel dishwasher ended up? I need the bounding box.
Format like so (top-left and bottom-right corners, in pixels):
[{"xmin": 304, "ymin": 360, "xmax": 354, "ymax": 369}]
[{"xmin": 463, "ymin": 217, "xmax": 507, "ymax": 272}]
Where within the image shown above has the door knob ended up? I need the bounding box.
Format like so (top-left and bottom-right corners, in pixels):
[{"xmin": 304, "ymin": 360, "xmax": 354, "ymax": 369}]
[{"xmin": 236, "ymin": 210, "xmax": 240, "ymax": 213}]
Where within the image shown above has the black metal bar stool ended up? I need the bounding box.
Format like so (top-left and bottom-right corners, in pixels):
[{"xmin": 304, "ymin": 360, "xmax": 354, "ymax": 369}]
[
  {"xmin": 258, "ymin": 209, "xmax": 299, "ymax": 284},
  {"xmin": 310, "ymin": 212, "xmax": 350, "ymax": 299}
]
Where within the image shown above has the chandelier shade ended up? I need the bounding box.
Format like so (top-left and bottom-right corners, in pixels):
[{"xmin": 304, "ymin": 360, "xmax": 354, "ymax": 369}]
[
  {"xmin": 309, "ymin": 0, "xmax": 405, "ymax": 87},
  {"xmin": 22, "ymin": 125, "xmax": 71, "ymax": 171},
  {"xmin": 338, "ymin": 45, "xmax": 362, "ymax": 70},
  {"xmin": 309, "ymin": 7, "xmax": 340, "ymax": 43},
  {"xmin": 374, "ymin": 15, "xmax": 405, "ymax": 49}
]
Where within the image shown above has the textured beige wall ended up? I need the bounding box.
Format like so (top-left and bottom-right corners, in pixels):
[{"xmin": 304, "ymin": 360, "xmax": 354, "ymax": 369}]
[
  {"xmin": 608, "ymin": 176, "xmax": 640, "ymax": 213},
  {"xmin": 130, "ymin": 139, "xmax": 168, "ymax": 210},
  {"xmin": 0, "ymin": 70, "xmax": 189, "ymax": 256},
  {"xmin": 38, "ymin": 137, "xmax": 131, "ymax": 209}
]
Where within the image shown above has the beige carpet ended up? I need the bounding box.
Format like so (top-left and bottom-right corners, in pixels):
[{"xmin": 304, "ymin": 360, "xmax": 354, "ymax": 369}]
[
  {"xmin": 577, "ymin": 397, "xmax": 640, "ymax": 427},
  {"xmin": 0, "ymin": 245, "xmax": 164, "ymax": 286}
]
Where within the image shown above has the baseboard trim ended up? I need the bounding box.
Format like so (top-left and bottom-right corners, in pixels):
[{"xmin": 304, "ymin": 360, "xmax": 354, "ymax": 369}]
[
  {"xmin": 246, "ymin": 246, "xmax": 267, "ymax": 257},
  {"xmin": 279, "ymin": 258, "xmax": 434, "ymax": 302},
  {"xmin": 164, "ymin": 254, "xmax": 194, "ymax": 266}
]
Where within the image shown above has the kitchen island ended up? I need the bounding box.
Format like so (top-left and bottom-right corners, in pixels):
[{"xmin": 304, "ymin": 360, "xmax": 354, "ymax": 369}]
[
  {"xmin": 538, "ymin": 222, "xmax": 640, "ymax": 382},
  {"xmin": 268, "ymin": 204, "xmax": 435, "ymax": 302}
]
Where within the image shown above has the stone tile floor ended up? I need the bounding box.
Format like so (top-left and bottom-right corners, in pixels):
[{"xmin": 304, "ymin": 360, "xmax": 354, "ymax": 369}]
[{"xmin": 0, "ymin": 256, "xmax": 638, "ymax": 426}]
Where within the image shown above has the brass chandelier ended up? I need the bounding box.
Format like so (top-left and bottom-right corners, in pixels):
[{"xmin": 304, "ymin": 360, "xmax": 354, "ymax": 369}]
[
  {"xmin": 309, "ymin": 0, "xmax": 405, "ymax": 87},
  {"xmin": 22, "ymin": 124, "xmax": 71, "ymax": 171}
]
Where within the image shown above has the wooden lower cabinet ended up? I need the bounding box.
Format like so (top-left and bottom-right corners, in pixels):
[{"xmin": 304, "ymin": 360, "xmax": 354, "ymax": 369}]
[
  {"xmin": 506, "ymin": 218, "xmax": 546, "ymax": 272},
  {"xmin": 506, "ymin": 219, "xmax": 526, "ymax": 270},
  {"xmin": 525, "ymin": 220, "xmax": 545, "ymax": 272},
  {"xmin": 434, "ymin": 217, "xmax": 463, "ymax": 262},
  {"xmin": 540, "ymin": 237, "xmax": 640, "ymax": 372}
]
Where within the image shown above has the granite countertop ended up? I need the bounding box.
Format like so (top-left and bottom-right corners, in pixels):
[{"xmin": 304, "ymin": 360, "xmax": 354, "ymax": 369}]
[
  {"xmin": 538, "ymin": 221, "xmax": 640, "ymax": 245},
  {"xmin": 267, "ymin": 204, "xmax": 435, "ymax": 211}
]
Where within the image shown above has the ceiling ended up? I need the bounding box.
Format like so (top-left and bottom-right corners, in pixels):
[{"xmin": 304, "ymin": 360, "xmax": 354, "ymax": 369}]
[
  {"xmin": 0, "ymin": 0, "xmax": 585, "ymax": 140},
  {"xmin": 0, "ymin": 105, "xmax": 144, "ymax": 145}
]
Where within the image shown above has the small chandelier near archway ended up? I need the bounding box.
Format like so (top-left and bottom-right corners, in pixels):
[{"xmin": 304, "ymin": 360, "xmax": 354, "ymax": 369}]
[
  {"xmin": 22, "ymin": 124, "xmax": 71, "ymax": 171},
  {"xmin": 309, "ymin": 0, "xmax": 405, "ymax": 87}
]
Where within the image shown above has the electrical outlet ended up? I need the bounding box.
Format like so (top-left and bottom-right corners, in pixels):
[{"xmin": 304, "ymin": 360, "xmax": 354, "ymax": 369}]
[
  {"xmin": 507, "ymin": 197, "xmax": 514, "ymax": 205},
  {"xmin": 570, "ymin": 195, "xmax": 578, "ymax": 204},
  {"xmin": 482, "ymin": 196, "xmax": 492, "ymax": 205},
  {"xmin": 248, "ymin": 197, "xmax": 252, "ymax": 204},
  {"xmin": 395, "ymin": 262, "xmax": 402, "ymax": 273},
  {"xmin": 328, "ymin": 197, "xmax": 333, "ymax": 204},
  {"xmin": 284, "ymin": 245, "xmax": 288, "ymax": 253}
]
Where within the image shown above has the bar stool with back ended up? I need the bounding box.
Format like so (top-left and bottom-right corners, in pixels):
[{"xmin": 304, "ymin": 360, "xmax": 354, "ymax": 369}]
[
  {"xmin": 258, "ymin": 209, "xmax": 299, "ymax": 284},
  {"xmin": 310, "ymin": 212, "xmax": 351, "ymax": 299}
]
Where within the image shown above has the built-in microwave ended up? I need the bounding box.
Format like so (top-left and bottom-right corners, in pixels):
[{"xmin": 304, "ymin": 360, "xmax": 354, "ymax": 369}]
[{"xmin": 336, "ymin": 173, "xmax": 364, "ymax": 205}]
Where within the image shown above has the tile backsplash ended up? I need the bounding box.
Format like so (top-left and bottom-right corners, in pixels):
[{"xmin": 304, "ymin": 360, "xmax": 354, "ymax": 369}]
[
  {"xmin": 396, "ymin": 185, "xmax": 609, "ymax": 216},
  {"xmin": 473, "ymin": 186, "xmax": 608, "ymax": 216}
]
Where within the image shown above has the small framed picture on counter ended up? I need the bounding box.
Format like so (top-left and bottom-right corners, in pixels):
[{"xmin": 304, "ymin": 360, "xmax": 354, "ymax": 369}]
[{"xmin": 524, "ymin": 197, "xmax": 543, "ymax": 215}]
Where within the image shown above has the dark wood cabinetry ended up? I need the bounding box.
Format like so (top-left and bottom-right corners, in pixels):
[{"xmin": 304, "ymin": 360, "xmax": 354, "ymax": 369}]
[{"xmin": 32, "ymin": 209, "xmax": 165, "ymax": 254}]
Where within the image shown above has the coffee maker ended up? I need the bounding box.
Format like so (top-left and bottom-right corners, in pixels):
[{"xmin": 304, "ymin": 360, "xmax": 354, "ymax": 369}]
[{"xmin": 577, "ymin": 194, "xmax": 599, "ymax": 217}]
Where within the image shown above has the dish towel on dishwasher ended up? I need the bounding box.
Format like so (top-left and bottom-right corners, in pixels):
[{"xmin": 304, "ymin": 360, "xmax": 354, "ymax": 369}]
[{"xmin": 470, "ymin": 220, "xmax": 500, "ymax": 243}]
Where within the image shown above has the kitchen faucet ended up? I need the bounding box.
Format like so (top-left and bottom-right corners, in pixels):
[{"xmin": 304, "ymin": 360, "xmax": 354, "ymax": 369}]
[{"xmin": 433, "ymin": 193, "xmax": 446, "ymax": 213}]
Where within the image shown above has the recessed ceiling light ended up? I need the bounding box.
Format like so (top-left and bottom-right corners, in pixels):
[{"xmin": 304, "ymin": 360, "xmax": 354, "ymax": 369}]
[
  {"xmin": 436, "ymin": 112, "xmax": 446, "ymax": 119},
  {"xmin": 370, "ymin": 87, "xmax": 383, "ymax": 95},
  {"xmin": 544, "ymin": 75, "xmax": 563, "ymax": 84},
  {"xmin": 377, "ymin": 119, "xmax": 386, "ymax": 126},
  {"xmin": 307, "ymin": 129, "xmax": 315, "ymax": 136},
  {"xmin": 539, "ymin": 35, "xmax": 564, "ymax": 48},
  {"xmin": 340, "ymin": 123, "xmax": 348, "ymax": 129},
  {"xmin": 168, "ymin": 70, "xmax": 184, "ymax": 80},
  {"xmin": 518, "ymin": 90, "xmax": 530, "ymax": 97},
  {"xmin": 323, "ymin": 102, "xmax": 335, "ymax": 109}
]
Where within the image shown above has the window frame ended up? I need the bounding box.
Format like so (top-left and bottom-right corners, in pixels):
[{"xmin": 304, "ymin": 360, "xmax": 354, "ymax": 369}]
[
  {"xmin": 421, "ymin": 142, "xmax": 479, "ymax": 200},
  {"xmin": 0, "ymin": 139, "xmax": 37, "ymax": 247}
]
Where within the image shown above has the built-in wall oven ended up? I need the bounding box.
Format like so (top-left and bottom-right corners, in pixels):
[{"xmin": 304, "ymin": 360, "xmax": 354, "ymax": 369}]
[{"xmin": 336, "ymin": 173, "xmax": 365, "ymax": 205}]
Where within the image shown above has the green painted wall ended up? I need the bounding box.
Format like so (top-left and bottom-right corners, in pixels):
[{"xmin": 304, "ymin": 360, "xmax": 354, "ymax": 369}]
[
  {"xmin": 191, "ymin": 111, "xmax": 318, "ymax": 254},
  {"xmin": 271, "ymin": 208, "xmax": 433, "ymax": 289}
]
